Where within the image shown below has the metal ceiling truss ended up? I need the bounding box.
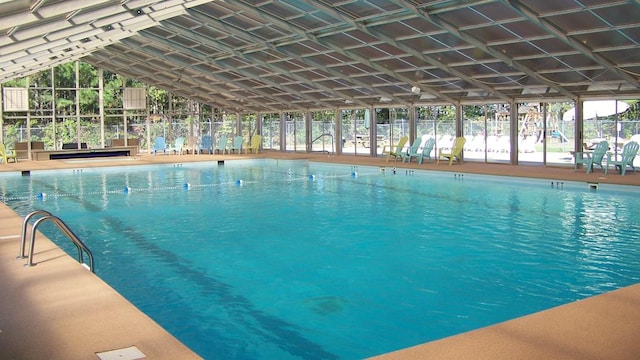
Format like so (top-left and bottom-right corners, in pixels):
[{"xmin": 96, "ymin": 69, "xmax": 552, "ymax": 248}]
[
  {"xmin": 2, "ymin": 0, "xmax": 640, "ymax": 115},
  {"xmin": 160, "ymin": 11, "xmax": 360, "ymax": 110}
]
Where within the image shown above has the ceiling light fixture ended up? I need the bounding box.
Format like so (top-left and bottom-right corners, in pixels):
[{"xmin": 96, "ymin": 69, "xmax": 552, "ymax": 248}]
[{"xmin": 411, "ymin": 86, "xmax": 421, "ymax": 94}]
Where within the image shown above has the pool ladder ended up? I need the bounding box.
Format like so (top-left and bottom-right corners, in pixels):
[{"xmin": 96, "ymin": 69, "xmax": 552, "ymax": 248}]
[{"xmin": 17, "ymin": 210, "xmax": 95, "ymax": 273}]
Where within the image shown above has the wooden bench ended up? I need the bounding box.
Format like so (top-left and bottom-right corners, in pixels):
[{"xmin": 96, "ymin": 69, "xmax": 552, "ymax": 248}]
[{"xmin": 14, "ymin": 141, "xmax": 45, "ymax": 160}]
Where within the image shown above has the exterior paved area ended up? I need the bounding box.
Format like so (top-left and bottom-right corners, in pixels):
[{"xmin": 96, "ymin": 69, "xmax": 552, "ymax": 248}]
[{"xmin": 0, "ymin": 152, "xmax": 638, "ymax": 359}]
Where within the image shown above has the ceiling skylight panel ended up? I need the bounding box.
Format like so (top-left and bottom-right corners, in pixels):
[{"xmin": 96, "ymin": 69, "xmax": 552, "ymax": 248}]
[
  {"xmin": 574, "ymin": 29, "xmax": 634, "ymax": 50},
  {"xmin": 257, "ymin": 1, "xmax": 304, "ymax": 22},
  {"xmin": 428, "ymin": 32, "xmax": 469, "ymax": 49},
  {"xmin": 434, "ymin": 5, "xmax": 489, "ymax": 28},
  {"xmin": 337, "ymin": 0, "xmax": 404, "ymax": 19},
  {"xmin": 371, "ymin": 19, "xmax": 422, "ymax": 39},
  {"xmin": 287, "ymin": 11, "xmax": 335, "ymax": 31},
  {"xmin": 544, "ymin": 10, "xmax": 602, "ymax": 34},
  {"xmin": 168, "ymin": 34, "xmax": 199, "ymax": 48},
  {"xmin": 171, "ymin": 15, "xmax": 200, "ymax": 29}
]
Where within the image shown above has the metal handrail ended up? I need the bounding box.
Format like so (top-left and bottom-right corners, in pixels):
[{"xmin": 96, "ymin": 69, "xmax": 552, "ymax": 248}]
[
  {"xmin": 22, "ymin": 213, "xmax": 94, "ymax": 272},
  {"xmin": 18, "ymin": 210, "xmax": 52, "ymax": 259},
  {"xmin": 311, "ymin": 133, "xmax": 334, "ymax": 154}
]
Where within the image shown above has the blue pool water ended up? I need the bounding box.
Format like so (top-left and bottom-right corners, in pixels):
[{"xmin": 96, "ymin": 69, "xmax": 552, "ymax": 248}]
[{"xmin": 1, "ymin": 159, "xmax": 639, "ymax": 359}]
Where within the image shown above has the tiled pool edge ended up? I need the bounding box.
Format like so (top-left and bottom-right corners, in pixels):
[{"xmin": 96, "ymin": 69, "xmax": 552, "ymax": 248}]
[
  {"xmin": 0, "ymin": 204, "xmax": 202, "ymax": 360},
  {"xmin": 369, "ymin": 283, "xmax": 640, "ymax": 359}
]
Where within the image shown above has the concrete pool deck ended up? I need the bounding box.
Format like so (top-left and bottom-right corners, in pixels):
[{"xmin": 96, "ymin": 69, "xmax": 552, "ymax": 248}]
[{"xmin": 0, "ymin": 152, "xmax": 638, "ymax": 359}]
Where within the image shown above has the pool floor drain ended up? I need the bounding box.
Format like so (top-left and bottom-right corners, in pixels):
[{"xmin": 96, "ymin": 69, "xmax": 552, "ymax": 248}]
[{"xmin": 96, "ymin": 346, "xmax": 146, "ymax": 360}]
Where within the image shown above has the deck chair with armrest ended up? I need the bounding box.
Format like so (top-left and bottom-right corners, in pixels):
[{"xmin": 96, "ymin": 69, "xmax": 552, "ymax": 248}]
[
  {"xmin": 213, "ymin": 135, "xmax": 229, "ymax": 154},
  {"xmin": 0, "ymin": 144, "xmax": 18, "ymax": 163},
  {"xmin": 168, "ymin": 137, "xmax": 185, "ymax": 155},
  {"xmin": 437, "ymin": 136, "xmax": 466, "ymax": 165},
  {"xmin": 245, "ymin": 135, "xmax": 262, "ymax": 154},
  {"xmin": 383, "ymin": 136, "xmax": 409, "ymax": 162},
  {"xmin": 199, "ymin": 135, "xmax": 213, "ymax": 154},
  {"xmin": 152, "ymin": 136, "xmax": 167, "ymax": 155},
  {"xmin": 401, "ymin": 139, "xmax": 422, "ymax": 163},
  {"xmin": 416, "ymin": 137, "xmax": 436, "ymax": 164},
  {"xmin": 229, "ymin": 136, "xmax": 244, "ymax": 154},
  {"xmin": 574, "ymin": 140, "xmax": 608, "ymax": 173},
  {"xmin": 186, "ymin": 136, "xmax": 198, "ymax": 154},
  {"xmin": 605, "ymin": 141, "xmax": 639, "ymax": 176}
]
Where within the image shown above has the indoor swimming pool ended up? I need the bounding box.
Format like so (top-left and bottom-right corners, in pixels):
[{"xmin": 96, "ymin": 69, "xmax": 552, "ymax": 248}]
[{"xmin": 1, "ymin": 159, "xmax": 639, "ymax": 359}]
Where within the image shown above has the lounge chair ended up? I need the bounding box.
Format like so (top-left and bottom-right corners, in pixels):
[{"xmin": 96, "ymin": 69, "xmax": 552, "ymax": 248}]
[
  {"xmin": 0, "ymin": 144, "xmax": 18, "ymax": 163},
  {"xmin": 416, "ymin": 137, "xmax": 436, "ymax": 164},
  {"xmin": 383, "ymin": 135, "xmax": 408, "ymax": 162},
  {"xmin": 214, "ymin": 135, "xmax": 228, "ymax": 154},
  {"xmin": 229, "ymin": 136, "xmax": 244, "ymax": 154},
  {"xmin": 168, "ymin": 137, "xmax": 185, "ymax": 155},
  {"xmin": 437, "ymin": 136, "xmax": 466, "ymax": 165},
  {"xmin": 605, "ymin": 141, "xmax": 639, "ymax": 175},
  {"xmin": 401, "ymin": 139, "xmax": 422, "ymax": 163},
  {"xmin": 245, "ymin": 135, "xmax": 262, "ymax": 154},
  {"xmin": 574, "ymin": 140, "xmax": 608, "ymax": 173},
  {"xmin": 152, "ymin": 137, "xmax": 166, "ymax": 155},
  {"xmin": 199, "ymin": 135, "xmax": 213, "ymax": 154},
  {"xmin": 186, "ymin": 136, "xmax": 199, "ymax": 154}
]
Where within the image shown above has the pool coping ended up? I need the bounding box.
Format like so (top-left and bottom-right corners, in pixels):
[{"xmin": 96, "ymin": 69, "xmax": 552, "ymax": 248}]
[{"xmin": 0, "ymin": 153, "xmax": 638, "ymax": 359}]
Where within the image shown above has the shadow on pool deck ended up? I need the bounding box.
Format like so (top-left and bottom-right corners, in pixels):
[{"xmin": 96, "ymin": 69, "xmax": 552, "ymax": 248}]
[{"xmin": 0, "ymin": 152, "xmax": 639, "ymax": 359}]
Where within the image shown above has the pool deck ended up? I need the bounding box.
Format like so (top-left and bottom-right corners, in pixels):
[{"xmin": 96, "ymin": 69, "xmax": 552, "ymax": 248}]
[{"xmin": 0, "ymin": 152, "xmax": 639, "ymax": 359}]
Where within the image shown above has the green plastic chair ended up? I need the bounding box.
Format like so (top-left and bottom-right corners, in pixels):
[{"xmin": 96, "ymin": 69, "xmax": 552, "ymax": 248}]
[
  {"xmin": 401, "ymin": 139, "xmax": 422, "ymax": 163},
  {"xmin": 437, "ymin": 137, "xmax": 466, "ymax": 165},
  {"xmin": 605, "ymin": 141, "xmax": 639, "ymax": 175},
  {"xmin": 229, "ymin": 136, "xmax": 244, "ymax": 154},
  {"xmin": 384, "ymin": 135, "xmax": 408, "ymax": 162},
  {"xmin": 417, "ymin": 137, "xmax": 436, "ymax": 164},
  {"xmin": 403, "ymin": 137, "xmax": 436, "ymax": 164},
  {"xmin": 168, "ymin": 137, "xmax": 185, "ymax": 155},
  {"xmin": 214, "ymin": 135, "xmax": 229, "ymax": 154},
  {"xmin": 574, "ymin": 140, "xmax": 608, "ymax": 173}
]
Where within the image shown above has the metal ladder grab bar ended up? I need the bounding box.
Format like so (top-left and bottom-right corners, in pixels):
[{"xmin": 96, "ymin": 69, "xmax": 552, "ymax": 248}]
[
  {"xmin": 18, "ymin": 210, "xmax": 53, "ymax": 260},
  {"xmin": 24, "ymin": 214, "xmax": 95, "ymax": 273},
  {"xmin": 311, "ymin": 133, "xmax": 334, "ymax": 154}
]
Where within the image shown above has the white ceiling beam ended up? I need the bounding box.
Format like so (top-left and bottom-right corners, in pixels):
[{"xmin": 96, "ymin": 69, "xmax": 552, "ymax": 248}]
[{"xmin": 501, "ymin": 0, "xmax": 640, "ymax": 89}]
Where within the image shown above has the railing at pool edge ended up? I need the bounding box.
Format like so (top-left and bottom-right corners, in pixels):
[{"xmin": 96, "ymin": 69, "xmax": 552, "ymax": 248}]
[
  {"xmin": 311, "ymin": 133, "xmax": 334, "ymax": 155},
  {"xmin": 18, "ymin": 210, "xmax": 95, "ymax": 273}
]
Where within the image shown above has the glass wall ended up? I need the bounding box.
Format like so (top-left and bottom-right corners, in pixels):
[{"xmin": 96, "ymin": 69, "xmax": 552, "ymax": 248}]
[
  {"xmin": 434, "ymin": 105, "xmax": 456, "ymax": 156},
  {"xmin": 516, "ymin": 103, "xmax": 543, "ymax": 163},
  {"xmin": 310, "ymin": 110, "xmax": 335, "ymax": 153},
  {"xmin": 485, "ymin": 104, "xmax": 511, "ymax": 163},
  {"xmin": 211, "ymin": 112, "xmax": 236, "ymax": 150},
  {"xmin": 241, "ymin": 113, "xmax": 258, "ymax": 146},
  {"xmin": 545, "ymin": 102, "xmax": 574, "ymax": 166},
  {"xmin": 340, "ymin": 108, "xmax": 370, "ymax": 155},
  {"xmin": 284, "ymin": 111, "xmax": 305, "ymax": 151},
  {"xmin": 4, "ymin": 60, "xmax": 640, "ymax": 168},
  {"xmin": 415, "ymin": 106, "xmax": 438, "ymax": 159},
  {"xmin": 461, "ymin": 105, "xmax": 486, "ymax": 162},
  {"xmin": 261, "ymin": 113, "xmax": 280, "ymax": 151},
  {"xmin": 376, "ymin": 107, "xmax": 409, "ymax": 156}
]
